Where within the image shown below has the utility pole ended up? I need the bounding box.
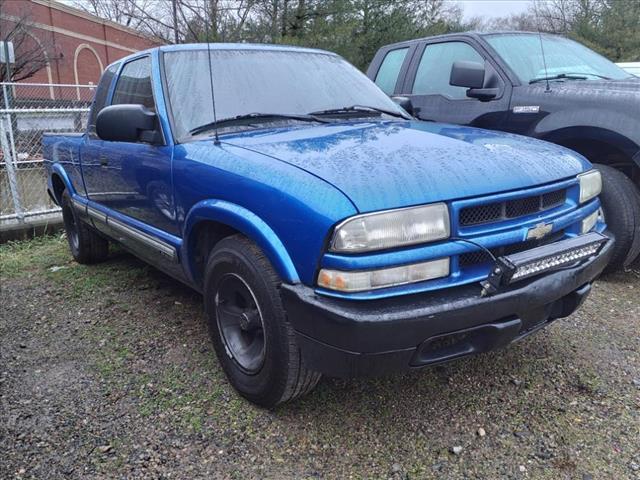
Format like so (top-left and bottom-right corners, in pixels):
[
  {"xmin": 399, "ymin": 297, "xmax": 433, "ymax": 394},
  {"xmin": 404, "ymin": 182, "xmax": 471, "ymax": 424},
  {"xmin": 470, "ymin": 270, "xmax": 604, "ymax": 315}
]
[
  {"xmin": 172, "ymin": 0, "xmax": 179, "ymax": 44},
  {"xmin": 1, "ymin": 40, "xmax": 13, "ymax": 82}
]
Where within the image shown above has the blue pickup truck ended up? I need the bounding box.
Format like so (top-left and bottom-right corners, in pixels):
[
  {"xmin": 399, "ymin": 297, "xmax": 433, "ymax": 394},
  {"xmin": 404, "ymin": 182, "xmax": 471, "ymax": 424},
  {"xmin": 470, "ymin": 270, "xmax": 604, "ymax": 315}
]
[{"xmin": 44, "ymin": 44, "xmax": 613, "ymax": 407}]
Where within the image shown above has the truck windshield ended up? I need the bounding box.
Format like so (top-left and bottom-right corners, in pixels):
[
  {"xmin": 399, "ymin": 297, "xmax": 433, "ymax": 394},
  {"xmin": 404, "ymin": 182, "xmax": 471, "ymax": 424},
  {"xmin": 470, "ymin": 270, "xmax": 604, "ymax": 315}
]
[
  {"xmin": 484, "ymin": 33, "xmax": 631, "ymax": 84},
  {"xmin": 163, "ymin": 48, "xmax": 407, "ymax": 140}
]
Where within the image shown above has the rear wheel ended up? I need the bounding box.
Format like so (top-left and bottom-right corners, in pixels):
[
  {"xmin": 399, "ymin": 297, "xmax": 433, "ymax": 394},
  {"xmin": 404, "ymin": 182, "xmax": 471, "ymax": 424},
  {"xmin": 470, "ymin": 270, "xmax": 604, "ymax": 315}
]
[
  {"xmin": 204, "ymin": 235, "xmax": 321, "ymax": 407},
  {"xmin": 594, "ymin": 164, "xmax": 640, "ymax": 272},
  {"xmin": 630, "ymin": 186, "xmax": 640, "ymax": 268},
  {"xmin": 61, "ymin": 190, "xmax": 109, "ymax": 264}
]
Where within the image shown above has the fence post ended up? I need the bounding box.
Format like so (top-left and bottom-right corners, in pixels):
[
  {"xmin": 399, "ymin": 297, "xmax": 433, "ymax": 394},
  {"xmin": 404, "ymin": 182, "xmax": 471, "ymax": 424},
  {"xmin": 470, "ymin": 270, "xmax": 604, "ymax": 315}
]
[
  {"xmin": 0, "ymin": 82, "xmax": 93, "ymax": 224},
  {"xmin": 1, "ymin": 116, "xmax": 24, "ymax": 222}
]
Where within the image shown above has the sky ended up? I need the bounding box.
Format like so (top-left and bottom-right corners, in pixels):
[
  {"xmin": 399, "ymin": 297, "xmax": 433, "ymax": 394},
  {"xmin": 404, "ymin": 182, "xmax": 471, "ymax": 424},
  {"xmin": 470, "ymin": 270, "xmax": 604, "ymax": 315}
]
[{"xmin": 458, "ymin": 0, "xmax": 534, "ymax": 20}]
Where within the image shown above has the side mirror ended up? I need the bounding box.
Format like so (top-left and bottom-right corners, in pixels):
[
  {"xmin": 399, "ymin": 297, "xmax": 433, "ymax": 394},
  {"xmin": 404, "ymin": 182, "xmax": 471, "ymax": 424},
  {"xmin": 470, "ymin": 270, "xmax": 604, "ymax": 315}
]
[
  {"xmin": 96, "ymin": 104, "xmax": 161, "ymax": 143},
  {"xmin": 391, "ymin": 96, "xmax": 414, "ymax": 116},
  {"xmin": 450, "ymin": 60, "xmax": 485, "ymax": 89},
  {"xmin": 450, "ymin": 60, "xmax": 498, "ymax": 102}
]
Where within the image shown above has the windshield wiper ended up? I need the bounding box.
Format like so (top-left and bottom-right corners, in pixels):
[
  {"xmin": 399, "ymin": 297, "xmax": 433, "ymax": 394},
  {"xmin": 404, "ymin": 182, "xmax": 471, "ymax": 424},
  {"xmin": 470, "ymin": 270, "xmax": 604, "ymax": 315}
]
[
  {"xmin": 308, "ymin": 105, "xmax": 410, "ymax": 119},
  {"xmin": 529, "ymin": 72, "xmax": 611, "ymax": 84},
  {"xmin": 189, "ymin": 112, "xmax": 328, "ymax": 136}
]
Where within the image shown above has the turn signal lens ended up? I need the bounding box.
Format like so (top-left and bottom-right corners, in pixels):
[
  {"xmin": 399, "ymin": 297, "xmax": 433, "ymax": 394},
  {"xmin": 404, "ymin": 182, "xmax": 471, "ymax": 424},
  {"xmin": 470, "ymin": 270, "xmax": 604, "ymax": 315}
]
[
  {"xmin": 581, "ymin": 209, "xmax": 600, "ymax": 234},
  {"xmin": 317, "ymin": 258, "xmax": 450, "ymax": 292}
]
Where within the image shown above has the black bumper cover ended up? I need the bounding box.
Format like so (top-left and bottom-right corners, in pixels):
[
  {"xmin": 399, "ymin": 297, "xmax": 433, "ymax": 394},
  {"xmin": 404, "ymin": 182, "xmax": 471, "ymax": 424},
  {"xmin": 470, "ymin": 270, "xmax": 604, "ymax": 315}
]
[{"xmin": 281, "ymin": 234, "xmax": 614, "ymax": 378}]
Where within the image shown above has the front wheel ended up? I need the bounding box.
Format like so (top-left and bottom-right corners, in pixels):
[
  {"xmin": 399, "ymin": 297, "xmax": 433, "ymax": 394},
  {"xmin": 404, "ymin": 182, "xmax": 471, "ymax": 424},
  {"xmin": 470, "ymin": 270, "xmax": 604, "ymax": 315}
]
[
  {"xmin": 594, "ymin": 164, "xmax": 640, "ymax": 272},
  {"xmin": 204, "ymin": 235, "xmax": 321, "ymax": 407}
]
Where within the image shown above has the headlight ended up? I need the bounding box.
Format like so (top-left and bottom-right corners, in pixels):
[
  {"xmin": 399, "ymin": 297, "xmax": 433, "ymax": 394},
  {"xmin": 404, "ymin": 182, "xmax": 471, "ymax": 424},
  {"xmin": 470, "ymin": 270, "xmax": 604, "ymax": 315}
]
[
  {"xmin": 578, "ymin": 170, "xmax": 602, "ymax": 204},
  {"xmin": 330, "ymin": 203, "xmax": 450, "ymax": 253},
  {"xmin": 318, "ymin": 258, "xmax": 450, "ymax": 292}
]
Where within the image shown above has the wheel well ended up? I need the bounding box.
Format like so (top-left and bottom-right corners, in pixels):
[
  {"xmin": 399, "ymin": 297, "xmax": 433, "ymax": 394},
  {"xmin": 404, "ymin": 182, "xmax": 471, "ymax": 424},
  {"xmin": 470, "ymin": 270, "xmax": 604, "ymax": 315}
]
[
  {"xmin": 51, "ymin": 174, "xmax": 66, "ymax": 204},
  {"xmin": 555, "ymin": 138, "xmax": 639, "ymax": 185},
  {"xmin": 190, "ymin": 220, "xmax": 240, "ymax": 287}
]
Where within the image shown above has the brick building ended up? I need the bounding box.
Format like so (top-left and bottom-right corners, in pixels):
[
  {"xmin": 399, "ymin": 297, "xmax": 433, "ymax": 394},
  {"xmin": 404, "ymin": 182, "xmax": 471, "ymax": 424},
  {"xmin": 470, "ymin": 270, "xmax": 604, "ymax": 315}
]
[{"xmin": 1, "ymin": 0, "xmax": 158, "ymax": 100}]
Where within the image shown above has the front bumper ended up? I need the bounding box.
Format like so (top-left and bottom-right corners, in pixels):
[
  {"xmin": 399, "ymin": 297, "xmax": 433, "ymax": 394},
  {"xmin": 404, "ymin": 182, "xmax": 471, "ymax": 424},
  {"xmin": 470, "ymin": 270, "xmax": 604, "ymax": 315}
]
[{"xmin": 281, "ymin": 232, "xmax": 614, "ymax": 378}]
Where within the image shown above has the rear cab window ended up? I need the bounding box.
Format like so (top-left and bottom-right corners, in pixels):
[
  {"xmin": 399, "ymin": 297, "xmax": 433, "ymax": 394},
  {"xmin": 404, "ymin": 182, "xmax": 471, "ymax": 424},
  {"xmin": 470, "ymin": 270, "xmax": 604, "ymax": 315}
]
[
  {"xmin": 412, "ymin": 42, "xmax": 484, "ymax": 99},
  {"xmin": 374, "ymin": 47, "xmax": 409, "ymax": 95},
  {"xmin": 87, "ymin": 63, "xmax": 119, "ymax": 135}
]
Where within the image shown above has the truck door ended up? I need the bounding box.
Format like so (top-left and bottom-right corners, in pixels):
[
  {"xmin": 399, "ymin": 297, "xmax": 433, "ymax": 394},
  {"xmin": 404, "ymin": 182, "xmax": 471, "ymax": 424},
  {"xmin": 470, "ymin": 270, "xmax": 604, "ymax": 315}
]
[
  {"xmin": 92, "ymin": 55, "xmax": 178, "ymax": 236},
  {"xmin": 401, "ymin": 39, "xmax": 511, "ymax": 129},
  {"xmin": 368, "ymin": 44, "xmax": 416, "ymax": 97},
  {"xmin": 81, "ymin": 63, "xmax": 118, "ymax": 203}
]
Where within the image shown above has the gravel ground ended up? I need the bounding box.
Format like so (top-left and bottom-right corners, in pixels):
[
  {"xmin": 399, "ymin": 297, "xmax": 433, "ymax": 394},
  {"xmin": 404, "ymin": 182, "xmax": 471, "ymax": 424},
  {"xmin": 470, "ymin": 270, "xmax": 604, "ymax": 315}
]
[{"xmin": 1, "ymin": 235, "xmax": 639, "ymax": 479}]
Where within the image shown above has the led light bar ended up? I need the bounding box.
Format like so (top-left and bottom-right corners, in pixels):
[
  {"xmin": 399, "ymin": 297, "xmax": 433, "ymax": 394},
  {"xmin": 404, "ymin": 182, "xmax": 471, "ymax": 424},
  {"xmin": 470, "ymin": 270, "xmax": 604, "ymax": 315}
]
[
  {"xmin": 481, "ymin": 232, "xmax": 607, "ymax": 296},
  {"xmin": 510, "ymin": 243, "xmax": 601, "ymax": 280}
]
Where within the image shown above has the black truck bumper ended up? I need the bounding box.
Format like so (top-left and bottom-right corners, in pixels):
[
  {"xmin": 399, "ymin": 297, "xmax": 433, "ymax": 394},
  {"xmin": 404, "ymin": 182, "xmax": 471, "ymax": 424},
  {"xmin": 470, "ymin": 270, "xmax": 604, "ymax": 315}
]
[{"xmin": 281, "ymin": 233, "xmax": 614, "ymax": 378}]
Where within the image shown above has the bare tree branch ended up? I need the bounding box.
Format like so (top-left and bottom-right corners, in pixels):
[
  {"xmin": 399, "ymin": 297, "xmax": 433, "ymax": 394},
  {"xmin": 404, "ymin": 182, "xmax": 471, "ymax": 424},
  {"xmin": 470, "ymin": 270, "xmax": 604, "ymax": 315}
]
[{"xmin": 0, "ymin": 0, "xmax": 54, "ymax": 82}]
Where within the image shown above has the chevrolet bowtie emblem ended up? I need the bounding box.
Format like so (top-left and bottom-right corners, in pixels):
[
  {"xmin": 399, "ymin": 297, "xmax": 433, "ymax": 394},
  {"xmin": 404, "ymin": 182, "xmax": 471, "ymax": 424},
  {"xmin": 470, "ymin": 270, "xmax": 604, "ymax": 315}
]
[{"xmin": 527, "ymin": 222, "xmax": 553, "ymax": 240}]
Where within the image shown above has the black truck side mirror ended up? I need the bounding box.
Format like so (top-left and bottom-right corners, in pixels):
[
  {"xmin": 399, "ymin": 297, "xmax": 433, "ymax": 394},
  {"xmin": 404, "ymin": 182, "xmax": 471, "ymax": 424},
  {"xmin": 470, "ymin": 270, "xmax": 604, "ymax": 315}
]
[
  {"xmin": 96, "ymin": 104, "xmax": 162, "ymax": 143},
  {"xmin": 391, "ymin": 96, "xmax": 414, "ymax": 116},
  {"xmin": 450, "ymin": 61, "xmax": 498, "ymax": 102}
]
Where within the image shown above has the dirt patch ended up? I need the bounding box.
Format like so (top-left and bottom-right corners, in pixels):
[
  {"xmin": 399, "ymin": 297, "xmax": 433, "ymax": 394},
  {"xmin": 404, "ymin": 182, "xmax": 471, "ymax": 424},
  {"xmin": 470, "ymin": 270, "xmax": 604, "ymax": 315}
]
[{"xmin": 1, "ymin": 236, "xmax": 639, "ymax": 479}]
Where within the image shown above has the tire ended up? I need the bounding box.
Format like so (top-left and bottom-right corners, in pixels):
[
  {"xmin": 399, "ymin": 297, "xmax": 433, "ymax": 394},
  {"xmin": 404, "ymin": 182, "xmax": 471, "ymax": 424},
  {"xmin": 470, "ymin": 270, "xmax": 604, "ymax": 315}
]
[
  {"xmin": 61, "ymin": 189, "xmax": 109, "ymax": 264},
  {"xmin": 594, "ymin": 164, "xmax": 640, "ymax": 272},
  {"xmin": 630, "ymin": 186, "xmax": 640, "ymax": 268},
  {"xmin": 204, "ymin": 235, "xmax": 321, "ymax": 407}
]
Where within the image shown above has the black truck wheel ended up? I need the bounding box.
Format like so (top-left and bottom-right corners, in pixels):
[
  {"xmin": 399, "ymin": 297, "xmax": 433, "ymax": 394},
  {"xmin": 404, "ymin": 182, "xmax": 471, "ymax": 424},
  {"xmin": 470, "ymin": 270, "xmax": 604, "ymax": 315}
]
[
  {"xmin": 204, "ymin": 235, "xmax": 321, "ymax": 407},
  {"xmin": 630, "ymin": 187, "xmax": 640, "ymax": 268},
  {"xmin": 594, "ymin": 164, "xmax": 640, "ymax": 272},
  {"xmin": 61, "ymin": 190, "xmax": 109, "ymax": 264}
]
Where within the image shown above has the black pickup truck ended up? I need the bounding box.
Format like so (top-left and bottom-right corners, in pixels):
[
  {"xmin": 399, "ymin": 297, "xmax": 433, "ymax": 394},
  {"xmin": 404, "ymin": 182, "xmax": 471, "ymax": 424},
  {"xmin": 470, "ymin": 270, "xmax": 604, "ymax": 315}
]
[{"xmin": 368, "ymin": 31, "xmax": 640, "ymax": 271}]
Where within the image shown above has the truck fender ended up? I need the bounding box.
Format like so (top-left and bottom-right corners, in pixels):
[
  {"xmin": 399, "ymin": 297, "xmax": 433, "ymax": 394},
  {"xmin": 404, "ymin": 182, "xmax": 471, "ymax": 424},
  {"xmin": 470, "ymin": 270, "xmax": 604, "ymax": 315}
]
[
  {"xmin": 49, "ymin": 163, "xmax": 77, "ymax": 204},
  {"xmin": 182, "ymin": 199, "xmax": 300, "ymax": 285},
  {"xmin": 533, "ymin": 110, "xmax": 640, "ymax": 165}
]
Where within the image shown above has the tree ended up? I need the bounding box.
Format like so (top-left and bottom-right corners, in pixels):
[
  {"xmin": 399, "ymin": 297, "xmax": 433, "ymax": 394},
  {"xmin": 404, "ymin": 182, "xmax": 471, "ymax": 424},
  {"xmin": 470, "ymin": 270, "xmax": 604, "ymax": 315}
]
[
  {"xmin": 480, "ymin": 12, "xmax": 539, "ymax": 32},
  {"xmin": 479, "ymin": 0, "xmax": 639, "ymax": 62},
  {"xmin": 73, "ymin": 0, "xmax": 153, "ymax": 29},
  {"xmin": 529, "ymin": 0, "xmax": 639, "ymax": 61},
  {"xmin": 0, "ymin": 0, "xmax": 54, "ymax": 82},
  {"xmin": 585, "ymin": 0, "xmax": 640, "ymax": 61},
  {"xmin": 71, "ymin": 0, "xmax": 477, "ymax": 70}
]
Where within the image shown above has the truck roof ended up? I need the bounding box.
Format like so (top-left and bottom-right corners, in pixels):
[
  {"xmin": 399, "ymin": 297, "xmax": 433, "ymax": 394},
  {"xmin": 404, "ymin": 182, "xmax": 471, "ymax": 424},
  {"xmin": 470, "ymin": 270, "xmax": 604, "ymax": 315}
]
[
  {"xmin": 108, "ymin": 42, "xmax": 336, "ymax": 70},
  {"xmin": 379, "ymin": 30, "xmax": 559, "ymax": 49}
]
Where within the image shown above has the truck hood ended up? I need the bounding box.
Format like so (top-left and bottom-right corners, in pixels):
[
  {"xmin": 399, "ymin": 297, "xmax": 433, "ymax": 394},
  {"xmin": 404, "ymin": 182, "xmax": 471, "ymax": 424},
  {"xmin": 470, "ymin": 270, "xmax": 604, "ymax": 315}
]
[
  {"xmin": 525, "ymin": 77, "xmax": 640, "ymax": 100},
  {"xmin": 222, "ymin": 120, "xmax": 590, "ymax": 212}
]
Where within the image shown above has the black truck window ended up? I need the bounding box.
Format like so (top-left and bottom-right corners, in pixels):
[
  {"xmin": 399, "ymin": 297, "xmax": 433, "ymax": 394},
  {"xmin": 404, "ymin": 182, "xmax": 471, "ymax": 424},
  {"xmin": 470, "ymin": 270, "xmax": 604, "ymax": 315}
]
[
  {"xmin": 412, "ymin": 42, "xmax": 483, "ymax": 99},
  {"xmin": 112, "ymin": 56, "xmax": 156, "ymax": 111},
  {"xmin": 374, "ymin": 47, "xmax": 409, "ymax": 95},
  {"xmin": 87, "ymin": 63, "xmax": 119, "ymax": 133}
]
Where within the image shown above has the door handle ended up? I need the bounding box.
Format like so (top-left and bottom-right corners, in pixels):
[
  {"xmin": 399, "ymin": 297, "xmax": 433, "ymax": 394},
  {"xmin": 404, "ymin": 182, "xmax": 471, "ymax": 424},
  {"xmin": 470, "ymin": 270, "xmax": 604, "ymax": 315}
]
[{"xmin": 99, "ymin": 155, "xmax": 109, "ymax": 167}]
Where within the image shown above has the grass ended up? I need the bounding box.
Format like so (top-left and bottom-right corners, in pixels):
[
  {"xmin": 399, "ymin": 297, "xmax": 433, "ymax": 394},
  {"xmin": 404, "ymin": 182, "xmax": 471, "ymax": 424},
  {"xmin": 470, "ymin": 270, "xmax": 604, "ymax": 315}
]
[
  {"xmin": 3, "ymin": 235, "xmax": 639, "ymax": 479},
  {"xmin": 0, "ymin": 233, "xmax": 156, "ymax": 301},
  {"xmin": 0, "ymin": 234, "xmax": 70, "ymax": 278}
]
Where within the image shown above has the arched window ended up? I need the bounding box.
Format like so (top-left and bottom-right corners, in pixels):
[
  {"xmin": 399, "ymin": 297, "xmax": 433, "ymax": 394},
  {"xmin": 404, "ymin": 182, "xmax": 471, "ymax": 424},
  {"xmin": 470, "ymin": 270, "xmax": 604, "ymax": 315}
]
[{"xmin": 74, "ymin": 44, "xmax": 104, "ymax": 100}]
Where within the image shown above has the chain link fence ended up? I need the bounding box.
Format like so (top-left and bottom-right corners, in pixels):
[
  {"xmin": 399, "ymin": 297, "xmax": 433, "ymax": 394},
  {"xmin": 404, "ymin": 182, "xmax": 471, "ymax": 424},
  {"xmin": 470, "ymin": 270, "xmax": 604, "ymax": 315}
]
[{"xmin": 0, "ymin": 82, "xmax": 94, "ymax": 226}]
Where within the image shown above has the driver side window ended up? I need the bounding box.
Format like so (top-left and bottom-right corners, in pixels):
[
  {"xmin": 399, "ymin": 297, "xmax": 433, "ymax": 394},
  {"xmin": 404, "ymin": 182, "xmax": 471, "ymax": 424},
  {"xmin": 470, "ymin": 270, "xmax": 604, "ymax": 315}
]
[
  {"xmin": 112, "ymin": 56, "xmax": 156, "ymax": 111},
  {"xmin": 412, "ymin": 42, "xmax": 484, "ymax": 99}
]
